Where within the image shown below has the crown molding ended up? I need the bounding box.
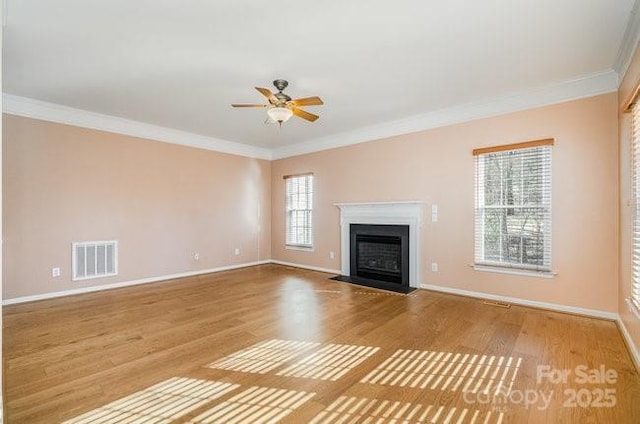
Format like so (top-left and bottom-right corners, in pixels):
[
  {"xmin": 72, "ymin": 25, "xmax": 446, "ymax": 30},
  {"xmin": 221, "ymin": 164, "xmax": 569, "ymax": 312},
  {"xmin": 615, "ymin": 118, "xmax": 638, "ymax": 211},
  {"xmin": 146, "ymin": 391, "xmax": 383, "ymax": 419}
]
[
  {"xmin": 271, "ymin": 70, "xmax": 618, "ymax": 159},
  {"xmin": 615, "ymin": 0, "xmax": 640, "ymax": 79},
  {"xmin": 2, "ymin": 94, "xmax": 273, "ymax": 160},
  {"xmin": 3, "ymin": 69, "xmax": 618, "ymax": 162}
]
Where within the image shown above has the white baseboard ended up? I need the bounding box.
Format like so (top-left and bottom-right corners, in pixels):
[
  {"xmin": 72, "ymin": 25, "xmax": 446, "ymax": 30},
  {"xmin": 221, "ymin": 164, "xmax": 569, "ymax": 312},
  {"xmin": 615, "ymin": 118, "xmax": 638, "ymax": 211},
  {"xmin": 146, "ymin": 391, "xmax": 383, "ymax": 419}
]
[
  {"xmin": 2, "ymin": 260, "xmax": 271, "ymax": 305},
  {"xmin": 419, "ymin": 283, "xmax": 619, "ymax": 320},
  {"xmin": 270, "ymin": 260, "xmax": 341, "ymax": 275},
  {"xmin": 616, "ymin": 317, "xmax": 640, "ymax": 372}
]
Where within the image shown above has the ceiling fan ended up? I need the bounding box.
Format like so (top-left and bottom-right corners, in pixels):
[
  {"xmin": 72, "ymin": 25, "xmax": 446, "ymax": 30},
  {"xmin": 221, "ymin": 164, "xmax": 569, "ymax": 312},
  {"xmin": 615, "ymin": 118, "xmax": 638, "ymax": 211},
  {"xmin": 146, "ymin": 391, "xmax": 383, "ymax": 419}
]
[{"xmin": 232, "ymin": 79, "xmax": 324, "ymax": 125}]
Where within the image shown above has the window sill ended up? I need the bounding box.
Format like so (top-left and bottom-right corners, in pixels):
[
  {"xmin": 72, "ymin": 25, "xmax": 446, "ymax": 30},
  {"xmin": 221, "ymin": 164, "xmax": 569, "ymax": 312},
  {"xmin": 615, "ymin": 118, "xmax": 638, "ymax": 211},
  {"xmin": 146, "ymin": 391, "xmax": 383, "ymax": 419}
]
[
  {"xmin": 472, "ymin": 264, "xmax": 556, "ymax": 279},
  {"xmin": 626, "ymin": 298, "xmax": 640, "ymax": 320},
  {"xmin": 285, "ymin": 245, "xmax": 314, "ymax": 252}
]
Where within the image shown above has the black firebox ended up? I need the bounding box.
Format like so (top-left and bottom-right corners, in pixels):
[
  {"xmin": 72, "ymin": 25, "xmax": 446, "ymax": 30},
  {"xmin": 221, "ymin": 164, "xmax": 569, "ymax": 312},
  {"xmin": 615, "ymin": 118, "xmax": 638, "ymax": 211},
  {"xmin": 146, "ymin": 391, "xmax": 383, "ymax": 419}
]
[{"xmin": 346, "ymin": 224, "xmax": 410, "ymax": 293}]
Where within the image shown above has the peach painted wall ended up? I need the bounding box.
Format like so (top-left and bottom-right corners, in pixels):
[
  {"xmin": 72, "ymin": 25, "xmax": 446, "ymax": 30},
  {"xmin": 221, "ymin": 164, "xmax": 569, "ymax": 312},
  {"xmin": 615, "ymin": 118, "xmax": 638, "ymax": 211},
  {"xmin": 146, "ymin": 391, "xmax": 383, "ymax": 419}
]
[
  {"xmin": 3, "ymin": 115, "xmax": 271, "ymax": 300},
  {"xmin": 272, "ymin": 93, "xmax": 619, "ymax": 312},
  {"xmin": 619, "ymin": 45, "xmax": 640, "ymax": 361}
]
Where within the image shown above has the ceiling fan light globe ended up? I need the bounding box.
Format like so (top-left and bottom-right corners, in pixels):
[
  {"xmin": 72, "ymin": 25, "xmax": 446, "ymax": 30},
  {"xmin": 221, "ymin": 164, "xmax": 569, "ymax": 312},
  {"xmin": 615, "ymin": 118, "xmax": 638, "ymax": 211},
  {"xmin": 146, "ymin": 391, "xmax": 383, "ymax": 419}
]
[{"xmin": 267, "ymin": 106, "xmax": 293, "ymax": 123}]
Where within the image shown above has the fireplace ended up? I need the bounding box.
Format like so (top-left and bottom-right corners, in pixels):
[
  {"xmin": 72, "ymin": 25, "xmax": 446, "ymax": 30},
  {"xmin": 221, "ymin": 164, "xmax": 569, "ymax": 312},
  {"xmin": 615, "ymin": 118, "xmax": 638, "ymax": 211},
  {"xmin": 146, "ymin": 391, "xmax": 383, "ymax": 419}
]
[
  {"xmin": 350, "ymin": 224, "xmax": 409, "ymax": 291},
  {"xmin": 334, "ymin": 202, "xmax": 423, "ymax": 293}
]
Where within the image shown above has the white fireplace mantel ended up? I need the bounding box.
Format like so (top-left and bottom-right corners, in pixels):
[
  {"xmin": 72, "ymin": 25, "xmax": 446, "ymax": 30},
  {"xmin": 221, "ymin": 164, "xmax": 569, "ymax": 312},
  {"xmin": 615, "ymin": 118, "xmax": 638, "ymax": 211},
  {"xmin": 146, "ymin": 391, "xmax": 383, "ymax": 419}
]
[{"xmin": 335, "ymin": 201, "xmax": 425, "ymax": 288}]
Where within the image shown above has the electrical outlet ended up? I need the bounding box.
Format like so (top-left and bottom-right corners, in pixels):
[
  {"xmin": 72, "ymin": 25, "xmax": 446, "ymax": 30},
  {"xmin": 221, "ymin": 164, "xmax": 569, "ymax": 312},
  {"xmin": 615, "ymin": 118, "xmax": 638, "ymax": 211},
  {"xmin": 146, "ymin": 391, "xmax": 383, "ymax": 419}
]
[
  {"xmin": 234, "ymin": 248, "xmax": 240, "ymax": 256},
  {"xmin": 431, "ymin": 204, "xmax": 438, "ymax": 222},
  {"xmin": 329, "ymin": 251, "xmax": 335, "ymax": 259},
  {"xmin": 431, "ymin": 262, "xmax": 438, "ymax": 272},
  {"xmin": 52, "ymin": 267, "xmax": 61, "ymax": 277},
  {"xmin": 194, "ymin": 252, "xmax": 200, "ymax": 260}
]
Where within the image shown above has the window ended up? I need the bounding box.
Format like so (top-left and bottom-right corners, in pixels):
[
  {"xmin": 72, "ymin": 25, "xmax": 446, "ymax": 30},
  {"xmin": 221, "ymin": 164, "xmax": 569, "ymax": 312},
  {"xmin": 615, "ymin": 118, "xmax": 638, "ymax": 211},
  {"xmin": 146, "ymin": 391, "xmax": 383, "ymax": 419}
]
[
  {"xmin": 474, "ymin": 140, "xmax": 553, "ymax": 273},
  {"xmin": 285, "ymin": 173, "xmax": 313, "ymax": 248},
  {"xmin": 630, "ymin": 104, "xmax": 640, "ymax": 315}
]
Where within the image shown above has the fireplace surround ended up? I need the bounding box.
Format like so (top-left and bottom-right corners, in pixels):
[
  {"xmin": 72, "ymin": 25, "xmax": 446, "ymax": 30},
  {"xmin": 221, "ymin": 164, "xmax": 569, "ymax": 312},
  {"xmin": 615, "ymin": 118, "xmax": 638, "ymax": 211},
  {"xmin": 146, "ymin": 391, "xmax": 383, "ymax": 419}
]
[{"xmin": 335, "ymin": 202, "xmax": 424, "ymax": 292}]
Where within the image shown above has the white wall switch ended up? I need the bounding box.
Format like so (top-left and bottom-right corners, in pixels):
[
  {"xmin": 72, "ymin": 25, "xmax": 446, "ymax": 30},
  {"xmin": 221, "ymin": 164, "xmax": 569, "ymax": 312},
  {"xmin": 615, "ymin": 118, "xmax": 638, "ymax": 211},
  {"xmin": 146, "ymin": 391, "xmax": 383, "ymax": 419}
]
[{"xmin": 52, "ymin": 267, "xmax": 61, "ymax": 277}]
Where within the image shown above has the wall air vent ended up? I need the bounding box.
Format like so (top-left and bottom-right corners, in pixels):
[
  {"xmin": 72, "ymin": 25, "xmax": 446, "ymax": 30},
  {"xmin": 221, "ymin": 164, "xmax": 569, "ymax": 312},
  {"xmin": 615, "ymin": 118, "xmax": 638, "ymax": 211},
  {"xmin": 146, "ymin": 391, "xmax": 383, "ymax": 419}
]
[{"xmin": 72, "ymin": 240, "xmax": 118, "ymax": 281}]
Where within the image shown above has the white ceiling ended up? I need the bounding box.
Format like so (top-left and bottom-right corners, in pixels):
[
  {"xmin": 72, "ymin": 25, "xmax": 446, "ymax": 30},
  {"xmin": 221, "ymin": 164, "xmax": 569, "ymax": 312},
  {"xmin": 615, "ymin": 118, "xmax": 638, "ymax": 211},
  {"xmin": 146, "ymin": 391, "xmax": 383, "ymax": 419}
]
[{"xmin": 2, "ymin": 0, "xmax": 636, "ymax": 158}]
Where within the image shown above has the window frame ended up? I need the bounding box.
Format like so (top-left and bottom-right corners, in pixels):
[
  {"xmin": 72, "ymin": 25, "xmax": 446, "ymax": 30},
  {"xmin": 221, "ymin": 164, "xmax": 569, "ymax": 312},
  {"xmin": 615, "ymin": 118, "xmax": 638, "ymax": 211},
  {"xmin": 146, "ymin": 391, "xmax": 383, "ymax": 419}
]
[
  {"xmin": 473, "ymin": 139, "xmax": 554, "ymax": 276},
  {"xmin": 284, "ymin": 173, "xmax": 314, "ymax": 249}
]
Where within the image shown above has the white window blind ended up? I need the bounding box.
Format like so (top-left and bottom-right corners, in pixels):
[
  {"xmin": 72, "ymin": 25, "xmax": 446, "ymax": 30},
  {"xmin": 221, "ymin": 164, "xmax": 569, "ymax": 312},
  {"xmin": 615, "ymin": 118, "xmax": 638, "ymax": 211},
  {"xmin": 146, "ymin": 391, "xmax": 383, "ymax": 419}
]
[
  {"xmin": 631, "ymin": 104, "xmax": 640, "ymax": 314},
  {"xmin": 285, "ymin": 173, "xmax": 313, "ymax": 248},
  {"xmin": 474, "ymin": 140, "xmax": 553, "ymax": 272}
]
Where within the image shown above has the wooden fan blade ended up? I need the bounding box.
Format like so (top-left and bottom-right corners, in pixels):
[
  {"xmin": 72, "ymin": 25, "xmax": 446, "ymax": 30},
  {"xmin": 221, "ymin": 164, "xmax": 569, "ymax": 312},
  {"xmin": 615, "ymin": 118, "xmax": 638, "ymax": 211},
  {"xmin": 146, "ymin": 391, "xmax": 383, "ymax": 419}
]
[
  {"xmin": 231, "ymin": 104, "xmax": 266, "ymax": 108},
  {"xmin": 292, "ymin": 108, "xmax": 319, "ymax": 122},
  {"xmin": 291, "ymin": 96, "xmax": 324, "ymax": 107},
  {"xmin": 255, "ymin": 87, "xmax": 277, "ymax": 103}
]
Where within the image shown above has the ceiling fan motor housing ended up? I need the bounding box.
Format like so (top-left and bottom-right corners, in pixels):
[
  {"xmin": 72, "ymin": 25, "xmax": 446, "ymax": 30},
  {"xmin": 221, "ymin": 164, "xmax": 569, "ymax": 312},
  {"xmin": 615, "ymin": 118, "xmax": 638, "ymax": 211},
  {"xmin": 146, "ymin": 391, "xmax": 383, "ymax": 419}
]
[
  {"xmin": 274, "ymin": 93, "xmax": 291, "ymax": 104},
  {"xmin": 273, "ymin": 80, "xmax": 291, "ymax": 105}
]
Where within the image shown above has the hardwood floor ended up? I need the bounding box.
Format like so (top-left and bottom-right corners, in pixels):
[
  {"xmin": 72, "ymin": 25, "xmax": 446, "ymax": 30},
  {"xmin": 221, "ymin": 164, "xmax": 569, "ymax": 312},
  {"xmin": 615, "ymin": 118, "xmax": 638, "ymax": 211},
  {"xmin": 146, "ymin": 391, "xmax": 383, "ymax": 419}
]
[{"xmin": 3, "ymin": 264, "xmax": 640, "ymax": 423}]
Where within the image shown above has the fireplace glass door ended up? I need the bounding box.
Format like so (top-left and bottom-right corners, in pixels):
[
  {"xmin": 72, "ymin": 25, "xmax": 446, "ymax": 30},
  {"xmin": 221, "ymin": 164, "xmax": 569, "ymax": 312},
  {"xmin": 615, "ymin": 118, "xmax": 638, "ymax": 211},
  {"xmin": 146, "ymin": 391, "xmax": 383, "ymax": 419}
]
[{"xmin": 355, "ymin": 234, "xmax": 402, "ymax": 283}]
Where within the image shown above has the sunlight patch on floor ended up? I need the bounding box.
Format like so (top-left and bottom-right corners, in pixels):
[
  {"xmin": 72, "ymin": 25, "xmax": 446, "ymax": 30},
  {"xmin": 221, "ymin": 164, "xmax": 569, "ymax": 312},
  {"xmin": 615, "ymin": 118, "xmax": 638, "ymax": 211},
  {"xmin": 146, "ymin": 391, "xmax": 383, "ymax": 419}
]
[
  {"xmin": 62, "ymin": 377, "xmax": 239, "ymax": 424},
  {"xmin": 309, "ymin": 395, "xmax": 504, "ymax": 424},
  {"xmin": 361, "ymin": 349, "xmax": 522, "ymax": 394},
  {"xmin": 277, "ymin": 343, "xmax": 380, "ymax": 381},
  {"xmin": 207, "ymin": 339, "xmax": 320, "ymax": 374},
  {"xmin": 186, "ymin": 386, "xmax": 315, "ymax": 424}
]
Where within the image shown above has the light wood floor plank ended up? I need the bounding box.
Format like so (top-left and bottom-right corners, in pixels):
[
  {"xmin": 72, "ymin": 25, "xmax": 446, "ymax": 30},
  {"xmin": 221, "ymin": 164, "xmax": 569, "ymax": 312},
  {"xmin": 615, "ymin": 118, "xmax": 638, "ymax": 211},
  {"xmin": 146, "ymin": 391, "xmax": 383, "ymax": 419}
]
[{"xmin": 4, "ymin": 264, "xmax": 639, "ymax": 423}]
